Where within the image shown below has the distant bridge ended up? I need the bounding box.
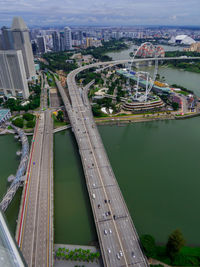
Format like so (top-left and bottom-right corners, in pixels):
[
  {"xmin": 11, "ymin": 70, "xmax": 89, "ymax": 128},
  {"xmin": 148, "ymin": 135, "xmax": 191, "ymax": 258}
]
[{"xmin": 0, "ymin": 124, "xmax": 29, "ymax": 212}]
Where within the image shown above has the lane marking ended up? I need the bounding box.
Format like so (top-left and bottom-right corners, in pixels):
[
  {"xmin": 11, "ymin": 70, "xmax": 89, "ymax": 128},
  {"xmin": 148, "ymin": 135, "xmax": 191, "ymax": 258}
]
[{"xmin": 17, "ymin": 117, "xmax": 40, "ymax": 246}]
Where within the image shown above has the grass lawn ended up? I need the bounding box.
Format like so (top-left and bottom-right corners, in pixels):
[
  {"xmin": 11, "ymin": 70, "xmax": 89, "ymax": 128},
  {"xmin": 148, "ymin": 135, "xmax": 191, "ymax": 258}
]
[
  {"xmin": 52, "ymin": 114, "xmax": 67, "ymax": 128},
  {"xmin": 154, "ymin": 246, "xmax": 200, "ymax": 266},
  {"xmin": 179, "ymin": 90, "xmax": 190, "ymax": 96},
  {"xmin": 46, "ymin": 72, "xmax": 56, "ymax": 87}
]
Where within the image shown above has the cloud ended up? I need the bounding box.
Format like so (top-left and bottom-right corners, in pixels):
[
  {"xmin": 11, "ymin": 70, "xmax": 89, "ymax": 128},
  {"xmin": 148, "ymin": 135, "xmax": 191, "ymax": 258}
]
[{"xmin": 0, "ymin": 0, "xmax": 200, "ymax": 26}]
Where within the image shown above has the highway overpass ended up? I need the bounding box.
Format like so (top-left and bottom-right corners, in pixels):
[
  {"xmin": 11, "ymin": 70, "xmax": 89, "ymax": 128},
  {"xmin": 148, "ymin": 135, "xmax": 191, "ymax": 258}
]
[{"xmin": 56, "ymin": 56, "xmax": 200, "ymax": 267}]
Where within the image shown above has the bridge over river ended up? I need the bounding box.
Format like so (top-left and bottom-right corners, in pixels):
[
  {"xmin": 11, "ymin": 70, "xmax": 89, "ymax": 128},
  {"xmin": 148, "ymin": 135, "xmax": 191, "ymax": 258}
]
[{"xmin": 56, "ymin": 56, "xmax": 200, "ymax": 267}]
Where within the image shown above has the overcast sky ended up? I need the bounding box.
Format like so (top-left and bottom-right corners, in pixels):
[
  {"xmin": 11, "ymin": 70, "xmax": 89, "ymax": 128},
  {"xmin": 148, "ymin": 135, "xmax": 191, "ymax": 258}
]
[{"xmin": 0, "ymin": 0, "xmax": 200, "ymax": 27}]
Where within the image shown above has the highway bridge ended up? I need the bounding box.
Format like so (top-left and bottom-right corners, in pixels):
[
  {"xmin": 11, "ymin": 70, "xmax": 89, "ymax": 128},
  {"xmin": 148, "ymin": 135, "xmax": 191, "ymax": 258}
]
[
  {"xmin": 0, "ymin": 124, "xmax": 29, "ymax": 212},
  {"xmin": 56, "ymin": 56, "xmax": 200, "ymax": 267},
  {"xmin": 16, "ymin": 75, "xmax": 53, "ymax": 267}
]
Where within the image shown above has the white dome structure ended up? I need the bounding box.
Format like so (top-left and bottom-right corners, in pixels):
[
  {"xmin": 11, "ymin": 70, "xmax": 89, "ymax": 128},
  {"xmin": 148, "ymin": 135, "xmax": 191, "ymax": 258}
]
[{"xmin": 169, "ymin": 35, "xmax": 196, "ymax": 45}]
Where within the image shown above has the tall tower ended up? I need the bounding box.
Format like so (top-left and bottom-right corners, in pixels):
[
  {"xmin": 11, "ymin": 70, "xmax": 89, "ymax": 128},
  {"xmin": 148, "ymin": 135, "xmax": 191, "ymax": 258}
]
[
  {"xmin": 1, "ymin": 27, "xmax": 14, "ymax": 50},
  {"xmin": 52, "ymin": 31, "xmax": 60, "ymax": 52},
  {"xmin": 0, "ymin": 50, "xmax": 29, "ymax": 99},
  {"xmin": 36, "ymin": 36, "xmax": 46, "ymax": 54},
  {"xmin": 64, "ymin": 27, "xmax": 72, "ymax": 50},
  {"xmin": 11, "ymin": 17, "xmax": 36, "ymax": 79},
  {"xmin": 59, "ymin": 32, "xmax": 65, "ymax": 51}
]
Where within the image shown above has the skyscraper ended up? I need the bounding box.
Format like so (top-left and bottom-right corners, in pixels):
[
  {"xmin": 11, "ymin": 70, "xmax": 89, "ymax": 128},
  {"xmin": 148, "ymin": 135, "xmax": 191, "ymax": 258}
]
[
  {"xmin": 52, "ymin": 31, "xmax": 60, "ymax": 52},
  {"xmin": 78, "ymin": 30, "xmax": 83, "ymax": 44},
  {"xmin": 0, "ymin": 50, "xmax": 29, "ymax": 99},
  {"xmin": 1, "ymin": 27, "xmax": 14, "ymax": 50},
  {"xmin": 64, "ymin": 27, "xmax": 72, "ymax": 50},
  {"xmin": 11, "ymin": 17, "xmax": 36, "ymax": 79},
  {"xmin": 36, "ymin": 36, "xmax": 46, "ymax": 54},
  {"xmin": 59, "ymin": 31, "xmax": 65, "ymax": 51}
]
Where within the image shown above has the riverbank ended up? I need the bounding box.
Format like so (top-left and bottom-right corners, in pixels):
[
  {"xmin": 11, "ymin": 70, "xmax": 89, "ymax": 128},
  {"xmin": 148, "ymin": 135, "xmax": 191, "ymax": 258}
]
[
  {"xmin": 150, "ymin": 245, "xmax": 200, "ymax": 266},
  {"xmin": 54, "ymin": 244, "xmax": 103, "ymax": 267},
  {"xmin": 163, "ymin": 63, "xmax": 200, "ymax": 74},
  {"xmin": 94, "ymin": 110, "xmax": 200, "ymax": 125}
]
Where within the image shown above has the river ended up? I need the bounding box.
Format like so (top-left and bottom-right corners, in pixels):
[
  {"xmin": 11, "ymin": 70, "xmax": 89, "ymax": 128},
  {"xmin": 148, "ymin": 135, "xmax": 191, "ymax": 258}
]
[
  {"xmin": 107, "ymin": 44, "xmax": 184, "ymax": 61},
  {"xmin": 1, "ymin": 45, "xmax": 200, "ymax": 247},
  {"xmin": 54, "ymin": 130, "xmax": 97, "ymax": 245},
  {"xmin": 107, "ymin": 44, "xmax": 200, "ymax": 97},
  {"xmin": 54, "ymin": 47, "xmax": 200, "ymax": 246}
]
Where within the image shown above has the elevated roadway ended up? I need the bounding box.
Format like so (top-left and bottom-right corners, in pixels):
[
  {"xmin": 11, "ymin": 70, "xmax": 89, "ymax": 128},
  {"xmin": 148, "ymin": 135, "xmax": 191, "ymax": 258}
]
[
  {"xmin": 16, "ymin": 76, "xmax": 53, "ymax": 267},
  {"xmin": 56, "ymin": 56, "xmax": 200, "ymax": 267}
]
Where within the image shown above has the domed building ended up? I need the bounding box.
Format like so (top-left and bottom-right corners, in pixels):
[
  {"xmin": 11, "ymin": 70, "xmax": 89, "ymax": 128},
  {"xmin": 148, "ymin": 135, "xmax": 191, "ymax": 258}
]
[{"xmin": 169, "ymin": 35, "xmax": 196, "ymax": 45}]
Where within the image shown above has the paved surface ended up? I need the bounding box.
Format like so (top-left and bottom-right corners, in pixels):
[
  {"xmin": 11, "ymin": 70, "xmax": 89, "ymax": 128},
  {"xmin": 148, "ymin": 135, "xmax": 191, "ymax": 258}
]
[
  {"xmin": 53, "ymin": 124, "xmax": 71, "ymax": 133},
  {"xmin": 54, "ymin": 244, "xmax": 103, "ymax": 267},
  {"xmin": 56, "ymin": 61, "xmax": 149, "ymax": 266},
  {"xmin": 16, "ymin": 75, "xmax": 54, "ymax": 267},
  {"xmin": 50, "ymin": 88, "xmax": 62, "ymax": 108}
]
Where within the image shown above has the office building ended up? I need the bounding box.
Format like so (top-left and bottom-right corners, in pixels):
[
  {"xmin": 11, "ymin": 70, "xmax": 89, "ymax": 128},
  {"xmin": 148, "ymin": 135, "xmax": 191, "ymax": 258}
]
[
  {"xmin": 11, "ymin": 16, "xmax": 36, "ymax": 79},
  {"xmin": 1, "ymin": 27, "xmax": 14, "ymax": 50},
  {"xmin": 64, "ymin": 27, "xmax": 72, "ymax": 50},
  {"xmin": 0, "ymin": 50, "xmax": 29, "ymax": 99},
  {"xmin": 31, "ymin": 40, "xmax": 38, "ymax": 55},
  {"xmin": 78, "ymin": 30, "xmax": 83, "ymax": 43},
  {"xmin": 0, "ymin": 210, "xmax": 26, "ymax": 266},
  {"xmin": 60, "ymin": 31, "xmax": 65, "ymax": 51},
  {"xmin": 36, "ymin": 36, "xmax": 46, "ymax": 54},
  {"xmin": 52, "ymin": 31, "xmax": 60, "ymax": 52}
]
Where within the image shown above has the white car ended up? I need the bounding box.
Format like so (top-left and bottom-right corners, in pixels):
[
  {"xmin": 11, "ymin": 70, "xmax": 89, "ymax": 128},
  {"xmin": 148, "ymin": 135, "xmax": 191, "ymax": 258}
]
[{"xmin": 116, "ymin": 253, "xmax": 120, "ymax": 260}]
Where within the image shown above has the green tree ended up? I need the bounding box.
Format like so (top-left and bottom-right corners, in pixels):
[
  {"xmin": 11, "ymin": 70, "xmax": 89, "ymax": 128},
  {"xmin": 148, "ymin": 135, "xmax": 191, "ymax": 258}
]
[
  {"xmin": 140, "ymin": 235, "xmax": 157, "ymax": 258},
  {"xmin": 23, "ymin": 113, "xmax": 34, "ymax": 121},
  {"xmin": 57, "ymin": 110, "xmax": 64, "ymax": 122},
  {"xmin": 172, "ymin": 102, "xmax": 179, "ymax": 111},
  {"xmin": 26, "ymin": 120, "xmax": 35, "ymax": 128},
  {"xmin": 166, "ymin": 229, "xmax": 185, "ymax": 259},
  {"xmin": 12, "ymin": 118, "xmax": 24, "ymax": 128}
]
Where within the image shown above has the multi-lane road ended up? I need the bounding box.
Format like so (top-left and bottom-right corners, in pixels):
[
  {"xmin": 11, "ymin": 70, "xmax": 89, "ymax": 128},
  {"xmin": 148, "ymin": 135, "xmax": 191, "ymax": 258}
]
[
  {"xmin": 57, "ymin": 56, "xmax": 200, "ymax": 266},
  {"xmin": 56, "ymin": 62, "xmax": 150, "ymax": 267},
  {"xmin": 14, "ymin": 56, "xmax": 200, "ymax": 267},
  {"xmin": 16, "ymin": 76, "xmax": 53, "ymax": 267}
]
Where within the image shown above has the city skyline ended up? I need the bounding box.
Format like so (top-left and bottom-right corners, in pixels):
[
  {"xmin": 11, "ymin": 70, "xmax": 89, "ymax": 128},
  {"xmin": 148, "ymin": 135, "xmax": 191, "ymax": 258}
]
[{"xmin": 0, "ymin": 0, "xmax": 200, "ymax": 27}]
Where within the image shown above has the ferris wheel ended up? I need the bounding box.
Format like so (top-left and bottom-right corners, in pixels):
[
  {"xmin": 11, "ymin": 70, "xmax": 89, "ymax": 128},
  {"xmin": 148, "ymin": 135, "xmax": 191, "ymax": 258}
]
[{"xmin": 128, "ymin": 42, "xmax": 160, "ymax": 102}]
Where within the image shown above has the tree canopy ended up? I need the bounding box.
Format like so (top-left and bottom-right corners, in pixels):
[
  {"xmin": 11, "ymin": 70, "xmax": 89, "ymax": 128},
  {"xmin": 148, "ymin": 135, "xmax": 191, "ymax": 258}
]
[{"xmin": 166, "ymin": 229, "xmax": 185, "ymax": 258}]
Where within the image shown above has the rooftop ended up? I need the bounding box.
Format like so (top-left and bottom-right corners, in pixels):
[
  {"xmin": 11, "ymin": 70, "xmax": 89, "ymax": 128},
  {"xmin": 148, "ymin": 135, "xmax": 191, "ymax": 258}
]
[
  {"xmin": 11, "ymin": 17, "xmax": 28, "ymax": 31},
  {"xmin": 0, "ymin": 109, "xmax": 10, "ymax": 122}
]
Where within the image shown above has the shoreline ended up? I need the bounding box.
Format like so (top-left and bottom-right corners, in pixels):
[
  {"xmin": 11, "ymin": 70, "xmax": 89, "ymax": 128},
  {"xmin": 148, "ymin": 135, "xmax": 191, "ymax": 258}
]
[{"xmin": 1, "ymin": 111, "xmax": 200, "ymax": 135}]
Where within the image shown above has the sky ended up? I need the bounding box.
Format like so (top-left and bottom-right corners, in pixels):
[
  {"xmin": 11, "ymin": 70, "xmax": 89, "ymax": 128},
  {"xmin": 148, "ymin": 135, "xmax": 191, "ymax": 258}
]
[{"xmin": 0, "ymin": 0, "xmax": 200, "ymax": 27}]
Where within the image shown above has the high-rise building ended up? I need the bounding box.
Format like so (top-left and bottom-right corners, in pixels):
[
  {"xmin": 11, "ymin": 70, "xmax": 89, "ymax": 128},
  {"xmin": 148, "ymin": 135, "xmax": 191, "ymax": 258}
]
[
  {"xmin": 36, "ymin": 36, "xmax": 46, "ymax": 54},
  {"xmin": 31, "ymin": 40, "xmax": 38, "ymax": 56},
  {"xmin": 59, "ymin": 31, "xmax": 65, "ymax": 51},
  {"xmin": 1, "ymin": 27, "xmax": 14, "ymax": 50},
  {"xmin": 64, "ymin": 27, "xmax": 72, "ymax": 50},
  {"xmin": 0, "ymin": 50, "xmax": 29, "ymax": 99},
  {"xmin": 86, "ymin": 37, "xmax": 93, "ymax": 48},
  {"xmin": 78, "ymin": 30, "xmax": 83, "ymax": 43},
  {"xmin": 0, "ymin": 210, "xmax": 26, "ymax": 266},
  {"xmin": 52, "ymin": 31, "xmax": 60, "ymax": 52},
  {"xmin": 11, "ymin": 17, "xmax": 36, "ymax": 79}
]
